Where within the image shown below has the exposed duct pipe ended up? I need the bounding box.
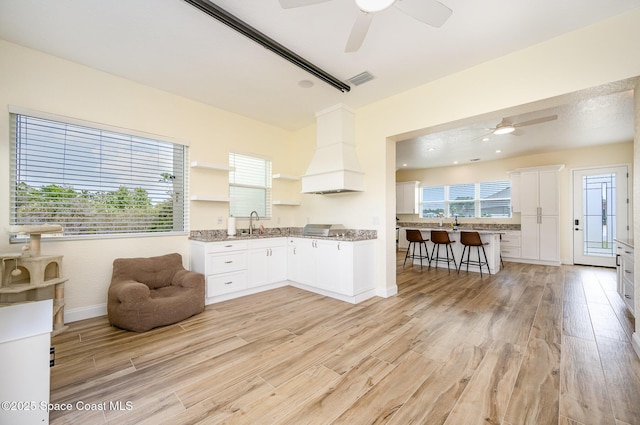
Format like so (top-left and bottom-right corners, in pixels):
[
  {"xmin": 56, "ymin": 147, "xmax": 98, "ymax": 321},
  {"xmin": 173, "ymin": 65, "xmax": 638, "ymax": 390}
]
[{"xmin": 183, "ymin": 0, "xmax": 351, "ymax": 93}]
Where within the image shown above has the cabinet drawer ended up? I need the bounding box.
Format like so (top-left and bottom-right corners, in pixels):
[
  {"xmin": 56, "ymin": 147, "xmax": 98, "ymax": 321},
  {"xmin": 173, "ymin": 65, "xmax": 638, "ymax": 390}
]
[
  {"xmin": 207, "ymin": 271, "xmax": 247, "ymax": 296},
  {"xmin": 622, "ymin": 258, "xmax": 634, "ymax": 277},
  {"xmin": 207, "ymin": 252, "xmax": 247, "ymax": 274},
  {"xmin": 500, "ymin": 235, "xmax": 521, "ymax": 247},
  {"xmin": 624, "ymin": 280, "xmax": 635, "ymax": 315},
  {"xmin": 501, "ymin": 247, "xmax": 521, "ymax": 258},
  {"xmin": 206, "ymin": 240, "xmax": 248, "ymax": 254}
]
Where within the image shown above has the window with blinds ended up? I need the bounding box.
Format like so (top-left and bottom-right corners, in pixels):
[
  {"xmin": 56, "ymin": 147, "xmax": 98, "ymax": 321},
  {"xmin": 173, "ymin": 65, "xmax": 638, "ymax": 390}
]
[
  {"xmin": 229, "ymin": 153, "xmax": 272, "ymax": 218},
  {"xmin": 9, "ymin": 112, "xmax": 188, "ymax": 239},
  {"xmin": 420, "ymin": 180, "xmax": 511, "ymax": 218}
]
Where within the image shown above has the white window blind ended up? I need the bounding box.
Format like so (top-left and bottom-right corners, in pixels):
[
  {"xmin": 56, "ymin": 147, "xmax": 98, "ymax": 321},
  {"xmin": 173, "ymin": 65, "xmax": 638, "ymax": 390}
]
[
  {"xmin": 449, "ymin": 183, "xmax": 475, "ymax": 218},
  {"xmin": 421, "ymin": 186, "xmax": 445, "ymax": 218},
  {"xmin": 229, "ymin": 153, "xmax": 272, "ymax": 218},
  {"xmin": 479, "ymin": 180, "xmax": 511, "ymax": 218},
  {"xmin": 10, "ymin": 113, "xmax": 188, "ymax": 238},
  {"xmin": 420, "ymin": 180, "xmax": 511, "ymax": 218}
]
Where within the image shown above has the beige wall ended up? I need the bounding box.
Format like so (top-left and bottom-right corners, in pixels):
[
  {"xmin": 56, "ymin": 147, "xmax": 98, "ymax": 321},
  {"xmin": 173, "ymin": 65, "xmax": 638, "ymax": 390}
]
[
  {"xmin": 396, "ymin": 142, "xmax": 634, "ymax": 264},
  {"xmin": 0, "ymin": 40, "xmax": 297, "ymax": 319},
  {"xmin": 1, "ymin": 7, "xmax": 640, "ymax": 321}
]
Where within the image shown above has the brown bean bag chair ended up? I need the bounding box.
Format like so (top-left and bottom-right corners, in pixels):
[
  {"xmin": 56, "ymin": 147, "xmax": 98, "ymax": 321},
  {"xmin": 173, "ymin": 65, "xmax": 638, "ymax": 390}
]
[{"xmin": 108, "ymin": 253, "xmax": 205, "ymax": 332}]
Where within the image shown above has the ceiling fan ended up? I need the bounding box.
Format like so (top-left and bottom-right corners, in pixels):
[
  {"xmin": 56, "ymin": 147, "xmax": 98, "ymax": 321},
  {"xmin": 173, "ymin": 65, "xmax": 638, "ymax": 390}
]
[
  {"xmin": 279, "ymin": 0, "xmax": 453, "ymax": 52},
  {"xmin": 482, "ymin": 114, "xmax": 559, "ymax": 136}
]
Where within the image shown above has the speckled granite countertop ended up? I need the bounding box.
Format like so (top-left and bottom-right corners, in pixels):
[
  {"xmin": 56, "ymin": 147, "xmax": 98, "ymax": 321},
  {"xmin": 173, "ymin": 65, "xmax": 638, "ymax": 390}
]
[
  {"xmin": 397, "ymin": 222, "xmax": 521, "ymax": 231},
  {"xmin": 189, "ymin": 227, "xmax": 377, "ymax": 242}
]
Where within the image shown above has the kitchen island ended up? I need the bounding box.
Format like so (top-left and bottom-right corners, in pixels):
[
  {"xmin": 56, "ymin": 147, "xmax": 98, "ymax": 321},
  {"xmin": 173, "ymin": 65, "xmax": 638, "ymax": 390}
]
[{"xmin": 402, "ymin": 228, "xmax": 502, "ymax": 274}]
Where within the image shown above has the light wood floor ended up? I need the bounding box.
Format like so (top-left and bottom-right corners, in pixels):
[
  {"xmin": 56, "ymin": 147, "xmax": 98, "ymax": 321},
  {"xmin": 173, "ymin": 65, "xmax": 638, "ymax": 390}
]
[{"xmin": 49, "ymin": 255, "xmax": 640, "ymax": 425}]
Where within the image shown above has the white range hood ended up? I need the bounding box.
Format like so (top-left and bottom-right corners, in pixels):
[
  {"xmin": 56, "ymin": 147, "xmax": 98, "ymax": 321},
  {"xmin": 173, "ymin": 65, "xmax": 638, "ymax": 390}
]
[{"xmin": 301, "ymin": 104, "xmax": 364, "ymax": 195}]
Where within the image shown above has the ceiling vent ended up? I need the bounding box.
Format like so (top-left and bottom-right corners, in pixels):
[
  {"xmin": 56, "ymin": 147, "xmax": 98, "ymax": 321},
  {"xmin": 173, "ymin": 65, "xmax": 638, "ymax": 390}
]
[{"xmin": 347, "ymin": 71, "xmax": 375, "ymax": 86}]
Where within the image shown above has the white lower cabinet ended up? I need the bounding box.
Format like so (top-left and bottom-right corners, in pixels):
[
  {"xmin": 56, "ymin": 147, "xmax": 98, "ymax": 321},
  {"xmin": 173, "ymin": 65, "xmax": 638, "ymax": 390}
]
[
  {"xmin": 0, "ymin": 300, "xmax": 52, "ymax": 425},
  {"xmin": 616, "ymin": 242, "xmax": 635, "ymax": 316},
  {"xmin": 287, "ymin": 237, "xmax": 376, "ymax": 303},
  {"xmin": 191, "ymin": 238, "xmax": 287, "ymax": 303},
  {"xmin": 500, "ymin": 231, "xmax": 521, "ymax": 260},
  {"xmin": 192, "ymin": 236, "xmax": 375, "ymax": 304},
  {"xmin": 247, "ymin": 238, "xmax": 287, "ymax": 289},
  {"xmin": 521, "ymin": 215, "xmax": 559, "ymax": 263}
]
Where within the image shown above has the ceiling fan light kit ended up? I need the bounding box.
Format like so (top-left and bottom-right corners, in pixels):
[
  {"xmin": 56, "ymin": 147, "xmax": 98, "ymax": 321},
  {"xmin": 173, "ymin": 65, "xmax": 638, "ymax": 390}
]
[
  {"xmin": 493, "ymin": 124, "xmax": 515, "ymax": 135},
  {"xmin": 355, "ymin": 0, "xmax": 395, "ymax": 13},
  {"xmin": 281, "ymin": 0, "xmax": 452, "ymax": 52}
]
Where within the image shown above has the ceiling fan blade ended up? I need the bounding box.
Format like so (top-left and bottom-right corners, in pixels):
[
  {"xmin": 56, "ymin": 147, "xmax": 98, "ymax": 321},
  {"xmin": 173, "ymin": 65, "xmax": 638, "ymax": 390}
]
[
  {"xmin": 513, "ymin": 114, "xmax": 558, "ymax": 128},
  {"xmin": 345, "ymin": 12, "xmax": 373, "ymax": 52},
  {"xmin": 393, "ymin": 0, "xmax": 452, "ymax": 27},
  {"xmin": 279, "ymin": 0, "xmax": 331, "ymax": 9}
]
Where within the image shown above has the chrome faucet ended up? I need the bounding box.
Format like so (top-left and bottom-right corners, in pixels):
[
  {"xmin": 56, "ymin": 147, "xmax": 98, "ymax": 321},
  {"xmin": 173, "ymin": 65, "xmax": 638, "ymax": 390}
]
[{"xmin": 249, "ymin": 210, "xmax": 259, "ymax": 235}]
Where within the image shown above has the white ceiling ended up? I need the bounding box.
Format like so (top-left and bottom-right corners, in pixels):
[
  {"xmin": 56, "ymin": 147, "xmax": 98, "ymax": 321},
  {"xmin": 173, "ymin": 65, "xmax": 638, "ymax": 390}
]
[{"xmin": 0, "ymin": 0, "xmax": 638, "ymax": 168}]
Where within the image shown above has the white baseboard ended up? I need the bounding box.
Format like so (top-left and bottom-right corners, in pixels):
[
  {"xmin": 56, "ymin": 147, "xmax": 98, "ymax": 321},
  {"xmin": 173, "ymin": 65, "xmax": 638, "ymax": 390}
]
[
  {"xmin": 632, "ymin": 332, "xmax": 640, "ymax": 360},
  {"xmin": 63, "ymin": 282, "xmax": 398, "ymax": 323},
  {"xmin": 377, "ymin": 285, "xmax": 398, "ymax": 298},
  {"xmin": 65, "ymin": 303, "xmax": 107, "ymax": 323}
]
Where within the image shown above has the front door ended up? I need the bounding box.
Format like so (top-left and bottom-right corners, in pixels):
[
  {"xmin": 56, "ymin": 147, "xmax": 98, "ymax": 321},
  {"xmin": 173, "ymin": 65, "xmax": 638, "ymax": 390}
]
[{"xmin": 572, "ymin": 166, "xmax": 629, "ymax": 267}]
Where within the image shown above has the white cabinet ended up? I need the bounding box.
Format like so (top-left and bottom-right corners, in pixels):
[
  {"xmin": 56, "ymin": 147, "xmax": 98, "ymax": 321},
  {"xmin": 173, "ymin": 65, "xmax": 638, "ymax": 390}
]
[
  {"xmin": 287, "ymin": 237, "xmax": 376, "ymax": 303},
  {"xmin": 515, "ymin": 165, "xmax": 563, "ymax": 265},
  {"xmin": 247, "ymin": 238, "xmax": 287, "ymax": 289},
  {"xmin": 509, "ymin": 172, "xmax": 521, "ymax": 213},
  {"xmin": 287, "ymin": 238, "xmax": 315, "ymax": 286},
  {"xmin": 616, "ymin": 241, "xmax": 635, "ymax": 316},
  {"xmin": 193, "ymin": 236, "xmax": 376, "ymax": 305},
  {"xmin": 191, "ymin": 240, "xmax": 248, "ymax": 299},
  {"xmin": 396, "ymin": 181, "xmax": 419, "ymax": 214},
  {"xmin": 0, "ymin": 300, "xmax": 52, "ymax": 425},
  {"xmin": 500, "ymin": 231, "xmax": 521, "ymax": 260},
  {"xmin": 191, "ymin": 239, "xmax": 287, "ymax": 303}
]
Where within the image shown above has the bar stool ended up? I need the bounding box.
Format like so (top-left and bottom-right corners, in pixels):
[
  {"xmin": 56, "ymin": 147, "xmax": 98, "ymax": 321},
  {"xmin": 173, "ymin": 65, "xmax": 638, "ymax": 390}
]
[
  {"xmin": 403, "ymin": 229, "xmax": 430, "ymax": 270},
  {"xmin": 458, "ymin": 231, "xmax": 491, "ymax": 277},
  {"xmin": 429, "ymin": 230, "xmax": 457, "ymax": 272}
]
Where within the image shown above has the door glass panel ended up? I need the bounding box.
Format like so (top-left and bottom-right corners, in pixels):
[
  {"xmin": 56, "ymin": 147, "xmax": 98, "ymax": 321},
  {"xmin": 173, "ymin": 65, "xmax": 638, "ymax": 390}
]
[{"xmin": 582, "ymin": 173, "xmax": 616, "ymax": 257}]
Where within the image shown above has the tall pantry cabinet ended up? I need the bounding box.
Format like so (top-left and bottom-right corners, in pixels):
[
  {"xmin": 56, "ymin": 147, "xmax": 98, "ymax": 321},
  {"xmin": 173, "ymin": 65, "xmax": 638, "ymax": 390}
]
[{"xmin": 514, "ymin": 165, "xmax": 564, "ymax": 265}]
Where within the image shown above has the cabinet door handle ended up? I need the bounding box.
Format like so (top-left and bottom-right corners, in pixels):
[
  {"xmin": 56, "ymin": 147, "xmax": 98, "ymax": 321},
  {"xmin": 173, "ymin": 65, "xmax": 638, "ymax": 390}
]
[
  {"xmin": 224, "ymin": 260, "xmax": 233, "ymax": 264},
  {"xmin": 224, "ymin": 281, "xmax": 233, "ymax": 285},
  {"xmin": 337, "ymin": 242, "xmax": 341, "ymax": 251},
  {"xmin": 616, "ymin": 254, "xmax": 620, "ymax": 267},
  {"xmin": 225, "ymin": 244, "xmax": 233, "ymax": 248},
  {"xmin": 625, "ymin": 295, "xmax": 632, "ymax": 299}
]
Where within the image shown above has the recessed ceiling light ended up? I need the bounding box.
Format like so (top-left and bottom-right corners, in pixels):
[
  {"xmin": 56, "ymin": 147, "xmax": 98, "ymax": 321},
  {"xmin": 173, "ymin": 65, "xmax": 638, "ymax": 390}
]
[
  {"xmin": 496, "ymin": 150, "xmax": 502, "ymax": 153},
  {"xmin": 453, "ymin": 161, "xmax": 459, "ymax": 165},
  {"xmin": 428, "ymin": 147, "xmax": 435, "ymax": 151},
  {"xmin": 298, "ymin": 80, "xmax": 314, "ymax": 88},
  {"xmin": 482, "ymin": 137, "xmax": 490, "ymax": 142},
  {"xmin": 402, "ymin": 163, "xmax": 407, "ymax": 167}
]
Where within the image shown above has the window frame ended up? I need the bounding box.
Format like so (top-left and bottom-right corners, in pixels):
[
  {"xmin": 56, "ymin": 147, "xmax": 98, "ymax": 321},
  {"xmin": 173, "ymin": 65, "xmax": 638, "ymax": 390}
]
[
  {"xmin": 420, "ymin": 180, "xmax": 512, "ymax": 219},
  {"xmin": 8, "ymin": 107, "xmax": 189, "ymax": 242}
]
